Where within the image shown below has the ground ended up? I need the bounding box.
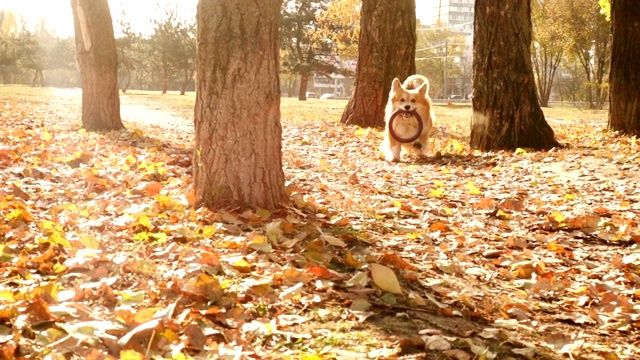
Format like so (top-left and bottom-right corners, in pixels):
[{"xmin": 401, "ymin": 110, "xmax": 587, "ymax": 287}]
[{"xmin": 0, "ymin": 85, "xmax": 639, "ymax": 359}]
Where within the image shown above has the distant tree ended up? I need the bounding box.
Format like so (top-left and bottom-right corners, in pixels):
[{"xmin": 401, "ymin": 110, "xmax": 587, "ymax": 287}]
[
  {"xmin": 607, "ymin": 0, "xmax": 640, "ymax": 135},
  {"xmin": 0, "ymin": 34, "xmax": 20, "ymax": 84},
  {"xmin": 149, "ymin": 8, "xmax": 178, "ymax": 94},
  {"xmin": 0, "ymin": 11, "xmax": 20, "ymax": 84},
  {"xmin": 70, "ymin": 0, "xmax": 124, "ymax": 131},
  {"xmin": 416, "ymin": 27, "xmax": 467, "ymax": 99},
  {"xmin": 340, "ymin": 0, "xmax": 416, "ymax": 127},
  {"xmin": 315, "ymin": 0, "xmax": 360, "ymax": 58},
  {"xmin": 17, "ymin": 31, "xmax": 45, "ymax": 86},
  {"xmin": 531, "ymin": 0, "xmax": 566, "ymax": 107},
  {"xmin": 194, "ymin": 0, "xmax": 285, "ymax": 210},
  {"xmin": 46, "ymin": 37, "xmax": 75, "ymax": 72},
  {"xmin": 149, "ymin": 7, "xmax": 196, "ymax": 95},
  {"xmin": 116, "ymin": 18, "xmax": 139, "ymax": 93},
  {"xmin": 174, "ymin": 20, "xmax": 196, "ymax": 95},
  {"xmin": 470, "ymin": 0, "xmax": 559, "ymax": 151},
  {"xmin": 561, "ymin": 0, "xmax": 610, "ymax": 109},
  {"xmin": 555, "ymin": 59, "xmax": 588, "ymax": 102},
  {"xmin": 280, "ymin": 0, "xmax": 339, "ymax": 100}
]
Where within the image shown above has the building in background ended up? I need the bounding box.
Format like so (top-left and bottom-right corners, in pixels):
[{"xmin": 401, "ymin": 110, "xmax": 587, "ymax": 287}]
[{"xmin": 431, "ymin": 0, "xmax": 474, "ymax": 35}]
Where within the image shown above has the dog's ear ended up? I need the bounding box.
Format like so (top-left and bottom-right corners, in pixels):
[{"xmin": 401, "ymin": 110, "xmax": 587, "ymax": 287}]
[{"xmin": 391, "ymin": 78, "xmax": 402, "ymax": 92}]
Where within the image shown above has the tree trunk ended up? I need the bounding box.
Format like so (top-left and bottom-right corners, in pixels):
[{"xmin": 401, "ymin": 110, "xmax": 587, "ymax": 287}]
[
  {"xmin": 340, "ymin": 0, "xmax": 416, "ymax": 127},
  {"xmin": 608, "ymin": 0, "xmax": 640, "ymax": 135},
  {"xmin": 533, "ymin": 47, "xmax": 562, "ymax": 107},
  {"xmin": 194, "ymin": 0, "xmax": 284, "ymax": 210},
  {"xmin": 70, "ymin": 0, "xmax": 124, "ymax": 131},
  {"xmin": 121, "ymin": 65, "xmax": 131, "ymax": 93},
  {"xmin": 161, "ymin": 68, "xmax": 168, "ymax": 94},
  {"xmin": 298, "ymin": 73, "xmax": 309, "ymax": 100},
  {"xmin": 470, "ymin": 0, "xmax": 559, "ymax": 151},
  {"xmin": 180, "ymin": 68, "xmax": 192, "ymax": 95}
]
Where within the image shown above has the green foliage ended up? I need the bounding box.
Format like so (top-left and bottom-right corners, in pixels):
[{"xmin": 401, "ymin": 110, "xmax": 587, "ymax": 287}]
[
  {"xmin": 531, "ymin": 0, "xmax": 566, "ymax": 106},
  {"xmin": 560, "ymin": 0, "xmax": 611, "ymax": 109},
  {"xmin": 280, "ymin": 0, "xmax": 340, "ymax": 77},
  {"xmin": 149, "ymin": 7, "xmax": 196, "ymax": 94}
]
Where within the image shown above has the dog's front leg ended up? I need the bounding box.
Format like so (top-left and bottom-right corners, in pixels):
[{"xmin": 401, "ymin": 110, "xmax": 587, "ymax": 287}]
[{"xmin": 384, "ymin": 142, "xmax": 402, "ymax": 162}]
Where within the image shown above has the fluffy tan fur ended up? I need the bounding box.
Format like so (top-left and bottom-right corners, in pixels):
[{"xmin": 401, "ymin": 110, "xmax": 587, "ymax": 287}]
[{"xmin": 380, "ymin": 74, "xmax": 435, "ymax": 162}]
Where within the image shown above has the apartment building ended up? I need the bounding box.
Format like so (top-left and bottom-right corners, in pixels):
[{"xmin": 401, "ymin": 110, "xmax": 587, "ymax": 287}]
[{"xmin": 431, "ymin": 0, "xmax": 474, "ymax": 35}]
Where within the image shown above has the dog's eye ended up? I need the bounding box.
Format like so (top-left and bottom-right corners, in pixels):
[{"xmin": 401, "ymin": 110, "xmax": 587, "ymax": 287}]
[
  {"xmin": 400, "ymin": 98, "xmax": 405, "ymax": 102},
  {"xmin": 411, "ymin": 99, "xmax": 416, "ymax": 103}
]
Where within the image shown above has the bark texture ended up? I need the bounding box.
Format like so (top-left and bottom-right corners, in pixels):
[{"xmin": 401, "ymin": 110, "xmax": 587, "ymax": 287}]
[
  {"xmin": 471, "ymin": 0, "xmax": 559, "ymax": 151},
  {"xmin": 70, "ymin": 0, "xmax": 124, "ymax": 131},
  {"xmin": 340, "ymin": 0, "xmax": 416, "ymax": 127},
  {"xmin": 608, "ymin": 0, "xmax": 640, "ymax": 135},
  {"xmin": 194, "ymin": 0, "xmax": 285, "ymax": 210}
]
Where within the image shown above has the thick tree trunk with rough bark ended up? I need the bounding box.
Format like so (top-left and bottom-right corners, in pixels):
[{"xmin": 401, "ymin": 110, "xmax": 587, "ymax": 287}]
[
  {"xmin": 70, "ymin": 0, "xmax": 124, "ymax": 131},
  {"xmin": 471, "ymin": 0, "xmax": 558, "ymax": 151},
  {"xmin": 194, "ymin": 0, "xmax": 284, "ymax": 210},
  {"xmin": 608, "ymin": 0, "xmax": 640, "ymax": 135},
  {"xmin": 340, "ymin": 0, "xmax": 416, "ymax": 127}
]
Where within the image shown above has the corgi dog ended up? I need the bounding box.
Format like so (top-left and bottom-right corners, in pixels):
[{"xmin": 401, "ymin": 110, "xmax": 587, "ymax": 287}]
[{"xmin": 380, "ymin": 74, "xmax": 435, "ymax": 162}]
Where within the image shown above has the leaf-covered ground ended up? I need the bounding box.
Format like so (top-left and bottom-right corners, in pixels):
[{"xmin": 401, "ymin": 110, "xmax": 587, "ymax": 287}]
[{"xmin": 1, "ymin": 85, "xmax": 639, "ymax": 359}]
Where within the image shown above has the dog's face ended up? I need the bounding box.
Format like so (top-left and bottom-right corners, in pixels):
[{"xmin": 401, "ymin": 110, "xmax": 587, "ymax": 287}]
[{"xmin": 389, "ymin": 78, "xmax": 430, "ymax": 112}]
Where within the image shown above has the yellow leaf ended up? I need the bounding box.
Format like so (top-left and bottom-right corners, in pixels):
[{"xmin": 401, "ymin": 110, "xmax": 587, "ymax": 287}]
[
  {"xmin": 43, "ymin": 130, "xmax": 53, "ymax": 142},
  {"xmin": 53, "ymin": 263, "xmax": 67, "ymax": 274},
  {"xmin": 159, "ymin": 328, "xmax": 180, "ymax": 343},
  {"xmin": 202, "ymin": 225, "xmax": 217, "ymax": 238},
  {"xmin": 41, "ymin": 232, "xmax": 71, "ymax": 248},
  {"xmin": 434, "ymin": 180, "xmax": 445, "ymax": 187},
  {"xmin": 564, "ymin": 194, "xmax": 575, "ymax": 200},
  {"xmin": 137, "ymin": 215, "xmax": 151, "ymax": 230},
  {"xmin": 0, "ymin": 290, "xmax": 15, "ymax": 303},
  {"xmin": 345, "ymin": 251, "xmax": 362, "ymax": 268},
  {"xmin": 126, "ymin": 154, "xmax": 137, "ymax": 165},
  {"xmin": 549, "ymin": 211, "xmax": 565, "ymax": 223},
  {"xmin": 134, "ymin": 308, "xmax": 159, "ymax": 324},
  {"xmin": 151, "ymin": 232, "xmax": 167, "ymax": 243},
  {"xmin": 391, "ymin": 200, "xmax": 402, "ymax": 208},
  {"xmin": 232, "ymin": 258, "xmax": 252, "ymax": 273},
  {"xmin": 452, "ymin": 139, "xmax": 464, "ymax": 152},
  {"xmin": 79, "ymin": 234, "xmax": 100, "ymax": 249},
  {"xmin": 496, "ymin": 209, "xmax": 511, "ymax": 220},
  {"xmin": 467, "ymin": 181, "xmax": 481, "ymax": 195},
  {"xmin": 354, "ymin": 127, "xmax": 366, "ymax": 136},
  {"xmin": 249, "ymin": 234, "xmax": 272, "ymax": 253},
  {"xmin": 514, "ymin": 148, "xmax": 527, "ymax": 155},
  {"xmin": 369, "ymin": 263, "xmax": 403, "ymax": 294},
  {"xmin": 120, "ymin": 349, "xmax": 145, "ymax": 360},
  {"xmin": 301, "ymin": 355, "xmax": 324, "ymax": 360},
  {"xmin": 428, "ymin": 188, "xmax": 444, "ymax": 198}
]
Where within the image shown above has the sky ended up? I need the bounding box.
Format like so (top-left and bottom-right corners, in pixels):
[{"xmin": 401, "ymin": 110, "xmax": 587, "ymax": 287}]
[{"xmin": 1, "ymin": 0, "xmax": 434, "ymax": 38}]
